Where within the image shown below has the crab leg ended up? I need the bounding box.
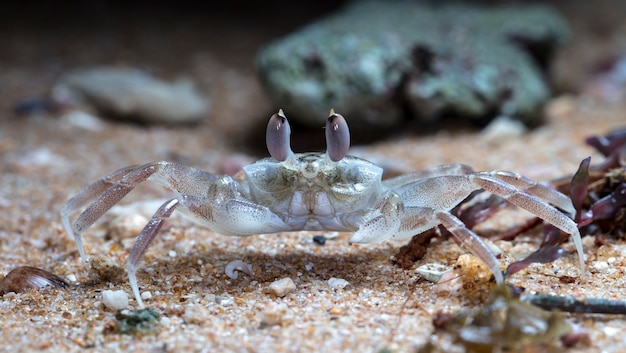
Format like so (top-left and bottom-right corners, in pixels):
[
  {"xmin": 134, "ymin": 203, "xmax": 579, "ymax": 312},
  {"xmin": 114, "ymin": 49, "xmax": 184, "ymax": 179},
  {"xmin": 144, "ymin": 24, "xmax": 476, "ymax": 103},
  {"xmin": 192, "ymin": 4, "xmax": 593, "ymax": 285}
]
[
  {"xmin": 435, "ymin": 210, "xmax": 504, "ymax": 283},
  {"xmin": 479, "ymin": 171, "xmax": 576, "ymax": 217},
  {"xmin": 61, "ymin": 162, "xmax": 219, "ymax": 261},
  {"xmin": 384, "ymin": 164, "xmax": 475, "ymax": 190},
  {"xmin": 63, "ymin": 160, "xmax": 291, "ymax": 306},
  {"xmin": 469, "ymin": 173, "xmax": 585, "ymax": 273},
  {"xmin": 392, "ymin": 173, "xmax": 585, "ymax": 278},
  {"xmin": 387, "ymin": 166, "xmax": 576, "ymax": 217},
  {"xmin": 348, "ymin": 190, "xmax": 403, "ymax": 243},
  {"xmin": 127, "ymin": 198, "xmax": 180, "ymax": 308},
  {"xmin": 60, "ymin": 165, "xmax": 139, "ymax": 262}
]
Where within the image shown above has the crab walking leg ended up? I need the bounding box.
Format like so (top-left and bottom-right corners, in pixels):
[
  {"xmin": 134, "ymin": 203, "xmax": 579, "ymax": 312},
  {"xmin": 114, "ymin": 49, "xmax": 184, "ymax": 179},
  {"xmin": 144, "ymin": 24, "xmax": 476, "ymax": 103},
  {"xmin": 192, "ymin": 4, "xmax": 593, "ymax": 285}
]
[
  {"xmin": 384, "ymin": 204, "xmax": 505, "ymax": 282},
  {"xmin": 384, "ymin": 164, "xmax": 475, "ymax": 191},
  {"xmin": 387, "ymin": 166, "xmax": 576, "ymax": 218},
  {"xmin": 481, "ymin": 171, "xmax": 576, "ymax": 217},
  {"xmin": 127, "ymin": 198, "xmax": 180, "ymax": 308},
  {"xmin": 61, "ymin": 165, "xmax": 139, "ymax": 262},
  {"xmin": 63, "ymin": 164, "xmax": 161, "ymax": 262},
  {"xmin": 435, "ymin": 211, "xmax": 504, "ymax": 283},
  {"xmin": 469, "ymin": 174, "xmax": 586, "ymax": 274},
  {"xmin": 61, "ymin": 162, "xmax": 222, "ymax": 262}
]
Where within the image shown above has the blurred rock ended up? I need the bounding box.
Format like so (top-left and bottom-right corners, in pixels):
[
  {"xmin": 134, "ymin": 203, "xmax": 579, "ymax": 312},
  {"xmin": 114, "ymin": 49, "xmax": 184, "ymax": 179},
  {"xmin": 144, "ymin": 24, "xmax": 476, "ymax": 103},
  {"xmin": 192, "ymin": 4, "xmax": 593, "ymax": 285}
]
[
  {"xmin": 582, "ymin": 52, "xmax": 626, "ymax": 102},
  {"xmin": 257, "ymin": 1, "xmax": 568, "ymax": 128},
  {"xmin": 53, "ymin": 67, "xmax": 209, "ymax": 124}
]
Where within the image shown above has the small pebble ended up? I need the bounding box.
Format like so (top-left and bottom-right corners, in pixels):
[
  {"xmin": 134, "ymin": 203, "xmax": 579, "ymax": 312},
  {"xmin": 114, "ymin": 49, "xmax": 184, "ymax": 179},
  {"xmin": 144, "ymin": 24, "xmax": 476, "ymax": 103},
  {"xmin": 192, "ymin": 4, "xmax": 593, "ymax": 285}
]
[
  {"xmin": 62, "ymin": 110, "xmax": 104, "ymax": 131},
  {"xmin": 328, "ymin": 306, "xmax": 344, "ymax": 315},
  {"xmin": 102, "ymin": 290, "xmax": 129, "ymax": 310},
  {"xmin": 141, "ymin": 291, "xmax": 153, "ymax": 301},
  {"xmin": 268, "ymin": 277, "xmax": 296, "ymax": 297},
  {"xmin": 602, "ymin": 326, "xmax": 619, "ymax": 337},
  {"xmin": 455, "ymin": 253, "xmax": 493, "ymax": 281},
  {"xmin": 593, "ymin": 261, "xmax": 609, "ymax": 271},
  {"xmin": 183, "ymin": 303, "xmax": 211, "ymax": 325},
  {"xmin": 259, "ymin": 302, "xmax": 288, "ymax": 327},
  {"xmin": 327, "ymin": 277, "xmax": 350, "ymax": 290}
]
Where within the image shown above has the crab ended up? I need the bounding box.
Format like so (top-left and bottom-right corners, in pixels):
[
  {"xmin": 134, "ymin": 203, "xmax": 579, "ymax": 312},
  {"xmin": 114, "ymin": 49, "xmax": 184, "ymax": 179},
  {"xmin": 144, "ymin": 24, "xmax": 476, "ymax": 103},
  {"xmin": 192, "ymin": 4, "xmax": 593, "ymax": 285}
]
[{"xmin": 61, "ymin": 109, "xmax": 585, "ymax": 308}]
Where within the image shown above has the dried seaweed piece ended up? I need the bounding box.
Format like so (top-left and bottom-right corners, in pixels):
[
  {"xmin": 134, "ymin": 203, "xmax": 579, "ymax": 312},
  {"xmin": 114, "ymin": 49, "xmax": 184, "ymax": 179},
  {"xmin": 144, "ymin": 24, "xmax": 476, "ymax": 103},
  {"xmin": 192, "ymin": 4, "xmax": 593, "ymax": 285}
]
[
  {"xmin": 440, "ymin": 284, "xmax": 572, "ymax": 353},
  {"xmin": 0, "ymin": 266, "xmax": 68, "ymax": 295},
  {"xmin": 455, "ymin": 194, "xmax": 507, "ymax": 230},
  {"xmin": 585, "ymin": 127, "xmax": 626, "ymax": 158},
  {"xmin": 551, "ymin": 128, "xmax": 626, "ymax": 239},
  {"xmin": 504, "ymin": 220, "xmax": 573, "ymax": 277},
  {"xmin": 115, "ymin": 308, "xmax": 161, "ymax": 335},
  {"xmin": 570, "ymin": 157, "xmax": 591, "ymax": 223}
]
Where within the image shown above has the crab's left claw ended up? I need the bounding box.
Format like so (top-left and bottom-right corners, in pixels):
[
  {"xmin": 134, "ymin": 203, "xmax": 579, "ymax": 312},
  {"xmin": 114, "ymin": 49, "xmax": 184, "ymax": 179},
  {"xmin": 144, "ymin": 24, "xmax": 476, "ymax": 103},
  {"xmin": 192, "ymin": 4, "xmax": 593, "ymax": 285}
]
[{"xmin": 349, "ymin": 191, "xmax": 403, "ymax": 243}]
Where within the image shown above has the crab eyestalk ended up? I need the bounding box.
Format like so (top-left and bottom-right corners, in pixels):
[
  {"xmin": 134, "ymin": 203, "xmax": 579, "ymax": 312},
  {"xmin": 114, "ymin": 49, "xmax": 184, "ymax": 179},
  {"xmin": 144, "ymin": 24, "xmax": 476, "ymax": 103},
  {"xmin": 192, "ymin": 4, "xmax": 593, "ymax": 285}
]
[
  {"xmin": 325, "ymin": 109, "xmax": 350, "ymax": 162},
  {"xmin": 266, "ymin": 109, "xmax": 294, "ymax": 162}
]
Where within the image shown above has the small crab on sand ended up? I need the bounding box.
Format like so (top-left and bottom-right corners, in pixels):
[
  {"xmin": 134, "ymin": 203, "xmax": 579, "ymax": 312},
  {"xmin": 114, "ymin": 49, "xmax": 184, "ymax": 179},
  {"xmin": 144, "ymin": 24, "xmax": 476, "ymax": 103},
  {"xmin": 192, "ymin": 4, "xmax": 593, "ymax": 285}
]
[{"xmin": 62, "ymin": 109, "xmax": 585, "ymax": 308}]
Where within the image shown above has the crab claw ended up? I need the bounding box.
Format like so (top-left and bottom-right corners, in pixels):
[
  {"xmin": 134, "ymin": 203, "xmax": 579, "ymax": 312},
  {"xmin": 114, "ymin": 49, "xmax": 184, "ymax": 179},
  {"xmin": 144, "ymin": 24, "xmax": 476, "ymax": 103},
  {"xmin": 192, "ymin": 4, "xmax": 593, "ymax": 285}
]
[
  {"xmin": 266, "ymin": 109, "xmax": 293, "ymax": 162},
  {"xmin": 325, "ymin": 109, "xmax": 350, "ymax": 162}
]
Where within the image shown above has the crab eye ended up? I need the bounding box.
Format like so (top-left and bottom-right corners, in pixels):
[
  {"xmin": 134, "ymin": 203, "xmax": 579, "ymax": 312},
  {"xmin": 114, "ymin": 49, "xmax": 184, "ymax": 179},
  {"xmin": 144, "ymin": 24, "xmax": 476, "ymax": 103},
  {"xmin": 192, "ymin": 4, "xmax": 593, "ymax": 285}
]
[
  {"xmin": 325, "ymin": 109, "xmax": 350, "ymax": 162},
  {"xmin": 266, "ymin": 109, "xmax": 293, "ymax": 162}
]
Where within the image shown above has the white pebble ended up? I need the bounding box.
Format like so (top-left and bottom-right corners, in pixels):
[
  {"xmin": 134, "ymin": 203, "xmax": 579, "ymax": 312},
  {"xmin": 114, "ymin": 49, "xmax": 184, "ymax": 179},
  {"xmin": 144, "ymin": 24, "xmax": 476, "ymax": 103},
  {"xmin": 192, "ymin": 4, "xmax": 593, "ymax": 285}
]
[
  {"xmin": 593, "ymin": 261, "xmax": 609, "ymax": 271},
  {"xmin": 183, "ymin": 303, "xmax": 211, "ymax": 325},
  {"xmin": 66, "ymin": 274, "xmax": 77, "ymax": 282},
  {"xmin": 603, "ymin": 326, "xmax": 619, "ymax": 336},
  {"xmin": 102, "ymin": 290, "xmax": 129, "ymax": 310},
  {"xmin": 141, "ymin": 291, "xmax": 153, "ymax": 301},
  {"xmin": 268, "ymin": 277, "xmax": 296, "ymax": 297},
  {"xmin": 62, "ymin": 110, "xmax": 104, "ymax": 131},
  {"xmin": 327, "ymin": 277, "xmax": 351, "ymax": 290},
  {"xmin": 259, "ymin": 302, "xmax": 288, "ymax": 326},
  {"xmin": 305, "ymin": 262, "xmax": 314, "ymax": 271},
  {"xmin": 225, "ymin": 260, "xmax": 253, "ymax": 279}
]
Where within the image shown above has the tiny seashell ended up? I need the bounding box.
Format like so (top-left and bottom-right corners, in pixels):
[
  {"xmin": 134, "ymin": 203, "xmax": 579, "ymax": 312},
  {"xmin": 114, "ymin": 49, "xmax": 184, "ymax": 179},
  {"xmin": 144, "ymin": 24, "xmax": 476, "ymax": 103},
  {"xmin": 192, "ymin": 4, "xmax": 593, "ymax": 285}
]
[
  {"xmin": 224, "ymin": 260, "xmax": 253, "ymax": 279},
  {"xmin": 0, "ymin": 266, "xmax": 69, "ymax": 295},
  {"xmin": 414, "ymin": 263, "xmax": 452, "ymax": 283},
  {"xmin": 327, "ymin": 277, "xmax": 350, "ymax": 290}
]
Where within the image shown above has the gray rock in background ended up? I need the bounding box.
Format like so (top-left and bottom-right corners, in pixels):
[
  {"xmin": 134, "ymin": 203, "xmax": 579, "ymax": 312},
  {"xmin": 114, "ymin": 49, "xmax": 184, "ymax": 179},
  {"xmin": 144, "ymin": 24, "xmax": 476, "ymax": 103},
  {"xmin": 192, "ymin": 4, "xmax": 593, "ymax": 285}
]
[
  {"xmin": 53, "ymin": 67, "xmax": 209, "ymax": 124},
  {"xmin": 256, "ymin": 1, "xmax": 568, "ymax": 128}
]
